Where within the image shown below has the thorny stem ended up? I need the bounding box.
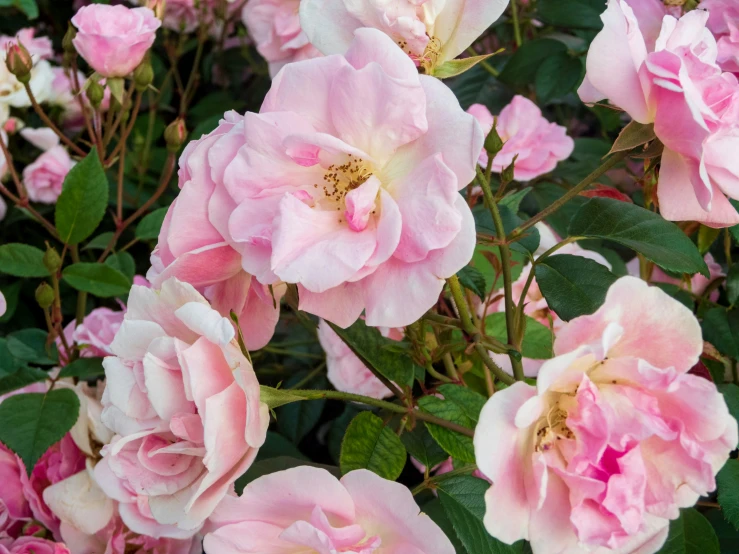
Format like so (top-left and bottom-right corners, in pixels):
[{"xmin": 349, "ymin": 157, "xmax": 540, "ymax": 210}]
[{"xmin": 412, "ymin": 465, "xmax": 478, "ymax": 496}]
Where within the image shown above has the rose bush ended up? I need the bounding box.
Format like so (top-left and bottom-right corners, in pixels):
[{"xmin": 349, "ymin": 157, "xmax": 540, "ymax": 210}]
[{"xmin": 0, "ymin": 1, "xmax": 738, "ymax": 553}]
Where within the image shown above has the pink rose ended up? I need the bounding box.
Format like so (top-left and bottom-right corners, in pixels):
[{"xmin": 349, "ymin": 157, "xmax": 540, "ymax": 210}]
[
  {"xmin": 474, "ymin": 277, "xmax": 738, "ymax": 553},
  {"xmin": 19, "ymin": 435, "xmax": 86, "ymax": 539},
  {"xmin": 703, "ymin": 0, "xmax": 739, "ymax": 73},
  {"xmin": 0, "ymin": 29, "xmax": 53, "ymax": 62},
  {"xmin": 317, "ymin": 320, "xmax": 400, "ymax": 399},
  {"xmin": 147, "ymin": 113, "xmax": 282, "ymax": 351},
  {"xmin": 579, "ymin": 2, "xmax": 739, "ymax": 227},
  {"xmin": 626, "ymin": 252, "xmax": 725, "ymax": 300},
  {"xmin": 58, "ymin": 307, "xmax": 124, "ymax": 365},
  {"xmin": 468, "ymin": 98, "xmax": 574, "ymax": 181},
  {"xmin": 99, "ymin": 277, "xmax": 269, "ymax": 530},
  {"xmin": 0, "ymin": 445, "xmax": 30, "ymax": 542},
  {"xmin": 300, "ymin": 0, "xmax": 509, "ymax": 72},
  {"xmin": 71, "ymin": 5, "xmax": 161, "ymax": 77},
  {"xmin": 20, "ymin": 129, "xmax": 75, "ymax": 205},
  {"xmin": 204, "ymin": 467, "xmax": 455, "ymax": 553},
  {"xmin": 242, "ymin": 0, "xmax": 322, "ymax": 77},
  {"xmin": 0, "ymin": 537, "xmax": 70, "ymax": 554},
  {"xmin": 222, "ymin": 29, "xmax": 481, "ymax": 328}
]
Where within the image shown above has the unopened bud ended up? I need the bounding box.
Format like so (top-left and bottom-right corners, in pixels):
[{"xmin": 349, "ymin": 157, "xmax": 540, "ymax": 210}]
[
  {"xmin": 500, "ymin": 155, "xmax": 518, "ymax": 187},
  {"xmin": 62, "ymin": 23, "xmax": 77, "ymax": 55},
  {"xmin": 35, "ymin": 282, "xmax": 55, "ymax": 310},
  {"xmin": 484, "ymin": 120, "xmax": 504, "ymax": 158},
  {"xmin": 5, "ymin": 42, "xmax": 33, "ymax": 84},
  {"xmin": 164, "ymin": 118, "xmax": 188, "ymax": 152},
  {"xmin": 86, "ymin": 80, "xmax": 105, "ymax": 109},
  {"xmin": 133, "ymin": 59, "xmax": 154, "ymax": 92},
  {"xmin": 43, "ymin": 246, "xmax": 62, "ymax": 274}
]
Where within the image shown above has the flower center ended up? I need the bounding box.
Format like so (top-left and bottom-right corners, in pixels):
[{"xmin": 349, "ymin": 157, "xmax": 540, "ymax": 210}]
[
  {"xmin": 534, "ymin": 405, "xmax": 573, "ymax": 452},
  {"xmin": 317, "ymin": 155, "xmax": 374, "ymax": 203}
]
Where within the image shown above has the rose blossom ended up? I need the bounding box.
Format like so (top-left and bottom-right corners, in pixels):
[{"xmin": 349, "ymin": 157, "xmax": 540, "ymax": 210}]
[
  {"xmin": 98, "ymin": 277, "xmax": 269, "ymax": 530},
  {"xmin": 71, "ymin": 5, "xmax": 161, "ymax": 78},
  {"xmin": 0, "ymin": 537, "xmax": 70, "ymax": 554},
  {"xmin": 317, "ymin": 320, "xmax": 401, "ymax": 399},
  {"xmin": 242, "ymin": 0, "xmax": 322, "ymax": 77},
  {"xmin": 474, "ymin": 277, "xmax": 738, "ymax": 553},
  {"xmin": 221, "ymin": 28, "xmax": 481, "ymax": 328},
  {"xmin": 20, "ymin": 128, "xmax": 75, "ymax": 204},
  {"xmin": 300, "ymin": 0, "xmax": 509, "ymax": 73},
  {"xmin": 58, "ymin": 307, "xmax": 124, "ymax": 365},
  {"xmin": 0, "ymin": 38, "xmax": 54, "ymax": 124},
  {"xmin": 626, "ymin": 252, "xmax": 724, "ymax": 301},
  {"xmin": 204, "ymin": 466, "xmax": 455, "ymax": 553},
  {"xmin": 147, "ymin": 114, "xmax": 282, "ymax": 351},
  {"xmin": 0, "ymin": 29, "xmax": 53, "ymax": 62},
  {"xmin": 579, "ymin": 2, "xmax": 739, "ymax": 227},
  {"xmin": 468, "ymin": 98, "xmax": 574, "ymax": 181},
  {"xmin": 0, "ymin": 445, "xmax": 30, "ymax": 542},
  {"xmin": 702, "ymin": 0, "xmax": 739, "ymax": 73}
]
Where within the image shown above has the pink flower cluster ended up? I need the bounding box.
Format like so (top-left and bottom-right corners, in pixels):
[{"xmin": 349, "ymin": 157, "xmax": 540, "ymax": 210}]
[
  {"xmin": 474, "ymin": 277, "xmax": 738, "ymax": 553},
  {"xmin": 703, "ymin": 0, "xmax": 739, "ymax": 73},
  {"xmin": 580, "ymin": 0, "xmax": 739, "ymax": 227}
]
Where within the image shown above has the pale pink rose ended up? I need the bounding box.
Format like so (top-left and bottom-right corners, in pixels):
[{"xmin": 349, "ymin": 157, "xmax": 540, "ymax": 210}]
[
  {"xmin": 0, "ymin": 445, "xmax": 30, "ymax": 542},
  {"xmin": 300, "ymin": 0, "xmax": 509, "ymax": 72},
  {"xmin": 223, "ymin": 29, "xmax": 481, "ymax": 328},
  {"xmin": 204, "ymin": 467, "xmax": 455, "ymax": 553},
  {"xmin": 0, "ymin": 52, "xmax": 54, "ymax": 110},
  {"xmin": 317, "ymin": 319, "xmax": 400, "ymax": 399},
  {"xmin": 474, "ymin": 277, "xmax": 738, "ymax": 553},
  {"xmin": 147, "ymin": 114, "xmax": 282, "ymax": 351},
  {"xmin": 0, "ymin": 537, "xmax": 70, "ymax": 554},
  {"xmin": 99, "ymin": 277, "xmax": 269, "ymax": 530},
  {"xmin": 243, "ymin": 0, "xmax": 322, "ymax": 77},
  {"xmin": 702, "ymin": 0, "xmax": 739, "ymax": 73},
  {"xmin": 0, "ymin": 291, "xmax": 5, "ymax": 318},
  {"xmin": 468, "ymin": 98, "xmax": 574, "ymax": 181},
  {"xmin": 626, "ymin": 252, "xmax": 724, "ymax": 300},
  {"xmin": 71, "ymin": 5, "xmax": 161, "ymax": 77},
  {"xmin": 579, "ymin": 3, "xmax": 739, "ymax": 227},
  {"xmin": 19, "ymin": 435, "xmax": 86, "ymax": 539},
  {"xmin": 21, "ymin": 129, "xmax": 75, "ymax": 205},
  {"xmin": 58, "ymin": 307, "xmax": 124, "ymax": 366},
  {"xmin": 0, "ymin": 29, "xmax": 53, "ymax": 62}
]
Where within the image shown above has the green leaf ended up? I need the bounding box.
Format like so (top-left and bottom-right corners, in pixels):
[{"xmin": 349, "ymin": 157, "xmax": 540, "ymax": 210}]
[
  {"xmin": 568, "ymin": 198, "xmax": 709, "ymax": 277},
  {"xmin": 0, "ymin": 243, "xmax": 49, "ymax": 277},
  {"xmin": 433, "ymin": 53, "xmax": 497, "ymax": 79},
  {"xmin": 437, "ymin": 475, "xmax": 523, "ymax": 554},
  {"xmin": 105, "ymin": 252, "xmax": 136, "ymax": 280},
  {"xmin": 702, "ymin": 308, "xmax": 739, "ymax": 358},
  {"xmin": 534, "ymin": 254, "xmax": 618, "ymax": 321},
  {"xmin": 256, "ymin": 431, "xmax": 307, "ymax": 462},
  {"xmin": 235, "ymin": 456, "xmax": 340, "ymax": 495},
  {"xmin": 135, "ymin": 207, "xmax": 169, "ymax": 240},
  {"xmin": 423, "ymin": 498, "xmax": 469, "ymax": 554},
  {"xmin": 58, "ymin": 358, "xmax": 105, "ymax": 380},
  {"xmin": 535, "ymin": 53, "xmax": 583, "ymax": 104},
  {"xmin": 417, "ymin": 385, "xmax": 486, "ymax": 463},
  {"xmin": 83, "ymin": 232, "xmax": 115, "ymax": 251},
  {"xmin": 6, "ymin": 329, "xmax": 58, "ymax": 366},
  {"xmin": 717, "ymin": 460, "xmax": 739, "ymax": 531},
  {"xmin": 536, "ymin": 0, "xmax": 605, "ymax": 29},
  {"xmin": 0, "ymin": 339, "xmax": 21, "ymax": 378},
  {"xmin": 474, "ymin": 205, "xmax": 540, "ymax": 254},
  {"xmin": 609, "ymin": 121, "xmax": 657, "ymax": 155},
  {"xmin": 499, "ymin": 188, "xmax": 532, "ymax": 213},
  {"xmin": 726, "ymin": 265, "xmax": 739, "ymax": 307},
  {"xmin": 62, "ymin": 263, "xmax": 131, "ymax": 298},
  {"xmin": 500, "ymin": 39, "xmax": 568, "ymax": 87},
  {"xmin": 400, "ymin": 421, "xmax": 449, "ymax": 470},
  {"xmin": 327, "ymin": 319, "xmax": 414, "ymax": 387},
  {"xmin": 0, "ymin": 367, "xmax": 48, "ymax": 396},
  {"xmin": 698, "ymin": 225, "xmax": 721, "ymax": 255},
  {"xmin": 657, "ymin": 508, "xmax": 720, "ymax": 554},
  {"xmin": 1, "ymin": 0, "xmax": 39, "ymax": 18},
  {"xmin": 485, "ymin": 313, "xmax": 554, "ymax": 359},
  {"xmin": 328, "ymin": 404, "xmax": 364, "ymax": 464},
  {"xmin": 55, "ymin": 149, "xmax": 109, "ymax": 246},
  {"xmin": 458, "ymin": 266, "xmax": 488, "ymax": 300},
  {"xmin": 339, "ymin": 411, "xmax": 406, "ymax": 480},
  {"xmin": 0, "ymin": 389, "xmax": 80, "ymax": 474}
]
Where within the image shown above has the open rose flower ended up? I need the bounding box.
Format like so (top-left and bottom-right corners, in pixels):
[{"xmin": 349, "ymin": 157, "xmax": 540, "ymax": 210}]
[
  {"xmin": 468, "ymin": 98, "xmax": 574, "ymax": 181},
  {"xmin": 71, "ymin": 5, "xmax": 161, "ymax": 77},
  {"xmin": 20, "ymin": 128, "xmax": 75, "ymax": 204},
  {"xmin": 0, "ymin": 537, "xmax": 70, "ymax": 554},
  {"xmin": 204, "ymin": 466, "xmax": 455, "ymax": 553},
  {"xmin": 300, "ymin": 0, "xmax": 509, "ymax": 73},
  {"xmin": 99, "ymin": 277, "xmax": 269, "ymax": 530},
  {"xmin": 317, "ymin": 319, "xmax": 401, "ymax": 399},
  {"xmin": 58, "ymin": 306, "xmax": 124, "ymax": 365},
  {"xmin": 474, "ymin": 277, "xmax": 738, "ymax": 553},
  {"xmin": 0, "ymin": 445, "xmax": 30, "ymax": 542},
  {"xmin": 147, "ymin": 113, "xmax": 282, "ymax": 351},
  {"xmin": 223, "ymin": 28, "xmax": 481, "ymax": 328},
  {"xmin": 579, "ymin": 2, "xmax": 739, "ymax": 227},
  {"xmin": 243, "ymin": 0, "xmax": 322, "ymax": 77},
  {"xmin": 702, "ymin": 0, "xmax": 739, "ymax": 73}
]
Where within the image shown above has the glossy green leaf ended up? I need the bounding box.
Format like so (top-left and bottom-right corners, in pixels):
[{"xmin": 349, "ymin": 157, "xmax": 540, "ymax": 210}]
[
  {"xmin": 657, "ymin": 508, "xmax": 720, "ymax": 554},
  {"xmin": 58, "ymin": 358, "xmax": 105, "ymax": 380},
  {"xmin": 0, "ymin": 243, "xmax": 49, "ymax": 277},
  {"xmin": 485, "ymin": 313, "xmax": 553, "ymax": 359},
  {"xmin": 339, "ymin": 411, "xmax": 406, "ymax": 480},
  {"xmin": 135, "ymin": 207, "xmax": 169, "ymax": 240},
  {"xmin": 0, "ymin": 367, "xmax": 48, "ymax": 396},
  {"xmin": 458, "ymin": 266, "xmax": 488, "ymax": 300},
  {"xmin": 500, "ymin": 39, "xmax": 568, "ymax": 87},
  {"xmin": 6, "ymin": 329, "xmax": 58, "ymax": 366},
  {"xmin": 536, "ymin": 0, "xmax": 605, "ymax": 29},
  {"xmin": 62, "ymin": 263, "xmax": 132, "ymax": 298},
  {"xmin": 400, "ymin": 421, "xmax": 449, "ymax": 471},
  {"xmin": 717, "ymin": 460, "xmax": 739, "ymax": 531},
  {"xmin": 104, "ymin": 252, "xmax": 136, "ymax": 280},
  {"xmin": 535, "ymin": 53, "xmax": 582, "ymax": 104}
]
